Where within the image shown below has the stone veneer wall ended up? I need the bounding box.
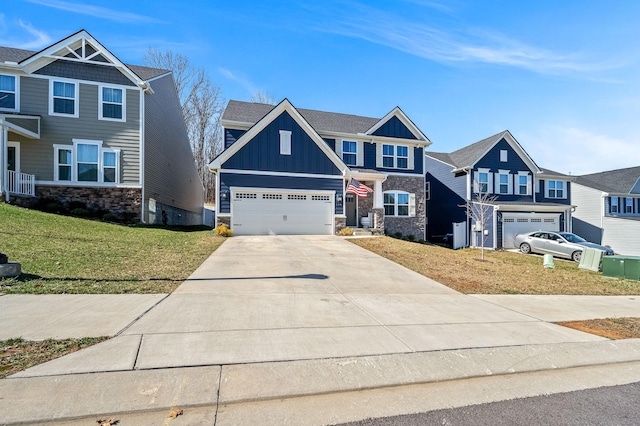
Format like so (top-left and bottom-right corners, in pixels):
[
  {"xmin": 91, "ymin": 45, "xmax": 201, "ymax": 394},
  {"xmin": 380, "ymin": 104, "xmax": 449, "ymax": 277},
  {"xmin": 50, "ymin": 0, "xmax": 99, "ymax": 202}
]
[
  {"xmin": 217, "ymin": 215, "xmax": 231, "ymax": 228},
  {"xmin": 334, "ymin": 216, "xmax": 346, "ymax": 234},
  {"xmin": 383, "ymin": 175, "xmax": 425, "ymax": 239},
  {"xmin": 357, "ymin": 193, "xmax": 373, "ymax": 225}
]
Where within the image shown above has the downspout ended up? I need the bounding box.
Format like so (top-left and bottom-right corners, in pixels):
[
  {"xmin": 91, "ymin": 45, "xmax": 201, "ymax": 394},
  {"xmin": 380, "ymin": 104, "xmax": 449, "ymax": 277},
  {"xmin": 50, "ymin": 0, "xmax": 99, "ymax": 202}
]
[
  {"xmin": 139, "ymin": 88, "xmax": 146, "ymax": 223},
  {"xmin": 1, "ymin": 121, "xmax": 7, "ymax": 202}
]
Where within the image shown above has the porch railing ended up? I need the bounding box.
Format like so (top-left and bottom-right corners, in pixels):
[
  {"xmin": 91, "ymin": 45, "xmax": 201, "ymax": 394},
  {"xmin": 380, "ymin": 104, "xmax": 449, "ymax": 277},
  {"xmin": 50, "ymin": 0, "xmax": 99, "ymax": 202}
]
[{"xmin": 7, "ymin": 170, "xmax": 35, "ymax": 197}]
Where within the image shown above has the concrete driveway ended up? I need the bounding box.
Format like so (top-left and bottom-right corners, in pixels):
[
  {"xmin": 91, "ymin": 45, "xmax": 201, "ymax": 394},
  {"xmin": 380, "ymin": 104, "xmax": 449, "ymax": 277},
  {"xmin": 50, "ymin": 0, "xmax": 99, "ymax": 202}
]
[{"xmin": 15, "ymin": 235, "xmax": 603, "ymax": 377}]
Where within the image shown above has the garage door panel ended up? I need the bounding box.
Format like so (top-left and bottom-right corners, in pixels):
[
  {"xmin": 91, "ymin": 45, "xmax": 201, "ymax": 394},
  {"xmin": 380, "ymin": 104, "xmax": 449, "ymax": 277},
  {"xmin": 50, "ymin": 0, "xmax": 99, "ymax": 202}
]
[
  {"xmin": 232, "ymin": 190, "xmax": 333, "ymax": 235},
  {"xmin": 502, "ymin": 214, "xmax": 560, "ymax": 249}
]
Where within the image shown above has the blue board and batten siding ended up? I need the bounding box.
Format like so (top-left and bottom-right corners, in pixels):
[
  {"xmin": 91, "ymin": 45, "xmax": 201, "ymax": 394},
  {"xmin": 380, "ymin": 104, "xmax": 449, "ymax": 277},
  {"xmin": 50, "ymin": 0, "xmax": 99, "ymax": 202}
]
[
  {"xmin": 362, "ymin": 144, "xmax": 423, "ymax": 174},
  {"xmin": 222, "ymin": 111, "xmax": 342, "ymax": 176},
  {"xmin": 537, "ymin": 180, "xmax": 572, "ymax": 204},
  {"xmin": 425, "ymin": 173, "xmax": 467, "ymax": 240},
  {"xmin": 218, "ymin": 173, "xmax": 344, "ymax": 214},
  {"xmin": 372, "ymin": 116, "xmax": 417, "ymax": 140}
]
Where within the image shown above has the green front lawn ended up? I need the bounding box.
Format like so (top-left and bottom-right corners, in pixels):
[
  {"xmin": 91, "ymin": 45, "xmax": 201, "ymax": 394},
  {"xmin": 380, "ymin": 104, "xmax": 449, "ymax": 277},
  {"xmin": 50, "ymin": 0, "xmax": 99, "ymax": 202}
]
[
  {"xmin": 0, "ymin": 204, "xmax": 225, "ymax": 294},
  {"xmin": 350, "ymin": 236, "xmax": 640, "ymax": 295}
]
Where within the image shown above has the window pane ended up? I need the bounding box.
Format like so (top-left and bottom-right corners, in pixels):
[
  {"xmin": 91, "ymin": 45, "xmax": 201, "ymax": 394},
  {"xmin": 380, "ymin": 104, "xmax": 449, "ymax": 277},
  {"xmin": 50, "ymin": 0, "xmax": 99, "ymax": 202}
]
[
  {"xmin": 397, "ymin": 146, "xmax": 408, "ymax": 157},
  {"xmin": 0, "ymin": 75, "xmax": 15, "ymax": 91},
  {"xmin": 78, "ymin": 163, "xmax": 98, "ymax": 181},
  {"xmin": 397, "ymin": 193, "xmax": 409, "ymax": 205},
  {"xmin": 77, "ymin": 144, "xmax": 98, "ymax": 162},
  {"xmin": 53, "ymin": 98, "xmax": 75, "ymax": 114},
  {"xmin": 384, "ymin": 193, "xmax": 395, "ymax": 204},
  {"xmin": 383, "ymin": 157, "xmax": 394, "ymax": 168},
  {"xmin": 0, "ymin": 93, "xmax": 15, "ymax": 109},
  {"xmin": 548, "ymin": 181, "xmax": 556, "ymax": 189},
  {"xmin": 343, "ymin": 141, "xmax": 356, "ymax": 153},
  {"xmin": 479, "ymin": 172, "xmax": 488, "ymax": 182},
  {"xmin": 397, "ymin": 158, "xmax": 408, "ymax": 168},
  {"xmin": 102, "ymin": 87, "xmax": 122, "ymax": 103},
  {"xmin": 384, "ymin": 205, "xmax": 395, "ymax": 216},
  {"xmin": 383, "ymin": 145, "xmax": 394, "ymax": 156},
  {"xmin": 103, "ymin": 103, "xmax": 122, "ymax": 119},
  {"xmin": 500, "ymin": 175, "xmax": 508, "ymax": 184},
  {"xmin": 58, "ymin": 149, "xmax": 72, "ymax": 165},
  {"xmin": 343, "ymin": 153, "xmax": 356, "ymax": 165},
  {"xmin": 103, "ymin": 151, "xmax": 116, "ymax": 167},
  {"xmin": 54, "ymin": 82, "xmax": 74, "ymax": 98},
  {"xmin": 59, "ymin": 165, "xmax": 71, "ymax": 181},
  {"xmin": 104, "ymin": 168, "xmax": 116, "ymax": 183},
  {"xmin": 397, "ymin": 205, "xmax": 409, "ymax": 216}
]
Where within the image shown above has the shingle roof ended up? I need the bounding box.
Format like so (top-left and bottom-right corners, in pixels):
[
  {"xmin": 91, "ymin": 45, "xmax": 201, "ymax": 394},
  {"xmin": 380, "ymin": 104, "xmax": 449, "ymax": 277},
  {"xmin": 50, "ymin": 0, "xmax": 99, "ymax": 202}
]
[
  {"xmin": 0, "ymin": 45, "xmax": 167, "ymax": 81},
  {"xmin": 540, "ymin": 168, "xmax": 569, "ymax": 178},
  {"xmin": 425, "ymin": 131, "xmax": 508, "ymax": 169},
  {"xmin": 424, "ymin": 152, "xmax": 454, "ymax": 165},
  {"xmin": 575, "ymin": 166, "xmax": 640, "ymax": 193},
  {"xmin": 222, "ymin": 100, "xmax": 380, "ymax": 135}
]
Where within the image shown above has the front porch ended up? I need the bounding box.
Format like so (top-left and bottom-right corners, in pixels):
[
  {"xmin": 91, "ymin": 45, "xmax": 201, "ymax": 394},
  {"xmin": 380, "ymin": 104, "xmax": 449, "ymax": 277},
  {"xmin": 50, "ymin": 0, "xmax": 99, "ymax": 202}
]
[
  {"xmin": 1, "ymin": 113, "xmax": 40, "ymax": 201},
  {"xmin": 344, "ymin": 170, "xmax": 387, "ymax": 234},
  {"xmin": 7, "ymin": 170, "xmax": 35, "ymax": 197}
]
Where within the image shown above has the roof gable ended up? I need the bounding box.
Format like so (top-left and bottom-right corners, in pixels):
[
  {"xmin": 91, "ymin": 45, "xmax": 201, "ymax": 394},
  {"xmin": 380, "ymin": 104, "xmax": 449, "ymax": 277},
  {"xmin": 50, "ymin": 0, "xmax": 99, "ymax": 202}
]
[
  {"xmin": 18, "ymin": 30, "xmax": 152, "ymax": 91},
  {"xmin": 211, "ymin": 99, "xmax": 348, "ymax": 174},
  {"xmin": 365, "ymin": 106, "xmax": 430, "ymax": 143}
]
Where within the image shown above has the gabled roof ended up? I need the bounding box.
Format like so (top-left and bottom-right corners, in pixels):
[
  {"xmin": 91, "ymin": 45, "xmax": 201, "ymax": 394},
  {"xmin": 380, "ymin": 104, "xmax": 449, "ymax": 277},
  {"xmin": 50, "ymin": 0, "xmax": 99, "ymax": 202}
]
[
  {"xmin": 426, "ymin": 130, "xmax": 541, "ymax": 173},
  {"xmin": 364, "ymin": 106, "xmax": 431, "ymax": 142},
  {"xmin": 222, "ymin": 100, "xmax": 429, "ymax": 144},
  {"xmin": 575, "ymin": 166, "xmax": 640, "ymax": 194},
  {"xmin": 0, "ymin": 30, "xmax": 167, "ymax": 87},
  {"xmin": 211, "ymin": 98, "xmax": 348, "ymax": 174}
]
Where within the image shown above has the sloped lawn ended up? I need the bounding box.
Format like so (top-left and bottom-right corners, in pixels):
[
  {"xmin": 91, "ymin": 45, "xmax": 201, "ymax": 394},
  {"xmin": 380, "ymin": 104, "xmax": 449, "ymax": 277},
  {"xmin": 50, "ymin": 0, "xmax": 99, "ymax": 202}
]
[{"xmin": 0, "ymin": 204, "xmax": 225, "ymax": 294}]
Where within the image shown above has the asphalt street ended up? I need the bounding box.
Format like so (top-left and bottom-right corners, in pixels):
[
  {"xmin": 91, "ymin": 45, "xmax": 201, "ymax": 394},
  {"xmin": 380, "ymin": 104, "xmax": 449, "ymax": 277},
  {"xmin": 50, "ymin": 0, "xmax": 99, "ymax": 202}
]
[{"xmin": 340, "ymin": 381, "xmax": 640, "ymax": 426}]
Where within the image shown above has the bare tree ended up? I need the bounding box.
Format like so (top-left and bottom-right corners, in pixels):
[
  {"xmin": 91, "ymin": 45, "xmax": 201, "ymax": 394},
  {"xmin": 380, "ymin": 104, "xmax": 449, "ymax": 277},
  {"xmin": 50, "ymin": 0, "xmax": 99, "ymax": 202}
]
[
  {"xmin": 143, "ymin": 49, "xmax": 224, "ymax": 202},
  {"xmin": 251, "ymin": 90, "xmax": 276, "ymax": 105},
  {"xmin": 462, "ymin": 187, "xmax": 498, "ymax": 261}
]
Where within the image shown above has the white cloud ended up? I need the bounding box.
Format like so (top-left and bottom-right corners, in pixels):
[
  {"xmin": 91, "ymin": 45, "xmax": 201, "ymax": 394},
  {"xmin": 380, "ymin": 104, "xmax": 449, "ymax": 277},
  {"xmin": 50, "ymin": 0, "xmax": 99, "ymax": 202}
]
[
  {"xmin": 0, "ymin": 19, "xmax": 52, "ymax": 49},
  {"xmin": 520, "ymin": 126, "xmax": 640, "ymax": 176},
  {"xmin": 218, "ymin": 67, "xmax": 257, "ymax": 95},
  {"xmin": 27, "ymin": 0, "xmax": 164, "ymax": 24}
]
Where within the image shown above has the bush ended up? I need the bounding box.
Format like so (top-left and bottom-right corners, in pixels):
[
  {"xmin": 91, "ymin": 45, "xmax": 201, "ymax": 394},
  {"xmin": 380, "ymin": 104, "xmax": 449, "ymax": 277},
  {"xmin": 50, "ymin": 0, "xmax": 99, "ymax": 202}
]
[
  {"xmin": 407, "ymin": 234, "xmax": 416, "ymax": 242},
  {"xmin": 393, "ymin": 232, "xmax": 403, "ymax": 239},
  {"xmin": 102, "ymin": 213, "xmax": 121, "ymax": 223},
  {"xmin": 214, "ymin": 223, "xmax": 233, "ymax": 237},
  {"xmin": 70, "ymin": 208, "xmax": 90, "ymax": 217},
  {"xmin": 338, "ymin": 227, "xmax": 354, "ymax": 236}
]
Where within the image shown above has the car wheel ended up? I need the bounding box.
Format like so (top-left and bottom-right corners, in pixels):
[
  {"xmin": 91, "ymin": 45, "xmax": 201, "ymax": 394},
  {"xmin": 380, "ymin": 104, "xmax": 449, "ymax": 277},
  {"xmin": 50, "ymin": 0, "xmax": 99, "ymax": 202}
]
[
  {"xmin": 572, "ymin": 251, "xmax": 582, "ymax": 262},
  {"xmin": 520, "ymin": 243, "xmax": 531, "ymax": 254}
]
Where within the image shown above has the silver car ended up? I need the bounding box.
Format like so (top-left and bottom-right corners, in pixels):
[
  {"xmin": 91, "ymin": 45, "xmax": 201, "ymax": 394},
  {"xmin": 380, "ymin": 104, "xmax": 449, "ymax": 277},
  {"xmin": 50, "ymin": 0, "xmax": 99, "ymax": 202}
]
[{"xmin": 513, "ymin": 231, "xmax": 615, "ymax": 262}]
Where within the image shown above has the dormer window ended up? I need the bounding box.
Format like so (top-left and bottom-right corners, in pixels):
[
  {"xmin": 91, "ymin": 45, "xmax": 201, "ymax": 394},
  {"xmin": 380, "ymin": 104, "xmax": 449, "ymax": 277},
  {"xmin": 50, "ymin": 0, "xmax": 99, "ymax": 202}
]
[
  {"xmin": 500, "ymin": 150, "xmax": 508, "ymax": 162},
  {"xmin": 0, "ymin": 74, "xmax": 17, "ymax": 111}
]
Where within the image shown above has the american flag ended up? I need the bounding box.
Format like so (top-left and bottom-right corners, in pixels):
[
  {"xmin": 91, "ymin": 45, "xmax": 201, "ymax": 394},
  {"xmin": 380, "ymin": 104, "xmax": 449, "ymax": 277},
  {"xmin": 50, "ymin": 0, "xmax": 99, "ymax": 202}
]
[{"xmin": 346, "ymin": 178, "xmax": 373, "ymax": 198}]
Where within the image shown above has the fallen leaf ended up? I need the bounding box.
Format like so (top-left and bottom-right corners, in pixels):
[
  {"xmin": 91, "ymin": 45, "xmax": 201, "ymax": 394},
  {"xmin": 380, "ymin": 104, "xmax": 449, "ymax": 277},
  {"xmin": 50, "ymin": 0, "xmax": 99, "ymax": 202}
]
[
  {"xmin": 168, "ymin": 407, "xmax": 183, "ymax": 418},
  {"xmin": 96, "ymin": 419, "xmax": 118, "ymax": 426}
]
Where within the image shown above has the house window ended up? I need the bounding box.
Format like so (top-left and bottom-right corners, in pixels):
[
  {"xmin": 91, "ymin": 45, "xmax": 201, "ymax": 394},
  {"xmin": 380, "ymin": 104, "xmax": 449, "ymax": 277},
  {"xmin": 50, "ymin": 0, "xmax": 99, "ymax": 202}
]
[
  {"xmin": 382, "ymin": 144, "xmax": 394, "ymax": 167},
  {"xmin": 54, "ymin": 140, "xmax": 119, "ymax": 184},
  {"xmin": 0, "ymin": 74, "xmax": 17, "ymax": 110},
  {"xmin": 397, "ymin": 146, "xmax": 408, "ymax": 168},
  {"xmin": 55, "ymin": 147, "xmax": 72, "ymax": 181},
  {"xmin": 279, "ymin": 130, "xmax": 291, "ymax": 155},
  {"xmin": 625, "ymin": 197, "xmax": 633, "ymax": 214},
  {"xmin": 425, "ymin": 181, "xmax": 431, "ymax": 201},
  {"xmin": 100, "ymin": 86, "xmax": 124, "ymax": 121},
  {"xmin": 518, "ymin": 174, "xmax": 528, "ymax": 195},
  {"xmin": 342, "ymin": 140, "xmax": 357, "ymax": 166},
  {"xmin": 610, "ymin": 197, "xmax": 619, "ymax": 213},
  {"xmin": 547, "ymin": 180, "xmax": 565, "ymax": 198},
  {"xmin": 478, "ymin": 172, "xmax": 489, "ymax": 193},
  {"xmin": 498, "ymin": 173, "xmax": 509, "ymax": 194},
  {"xmin": 383, "ymin": 191, "xmax": 414, "ymax": 217},
  {"xmin": 500, "ymin": 150, "xmax": 508, "ymax": 162},
  {"xmin": 50, "ymin": 80, "xmax": 78, "ymax": 116}
]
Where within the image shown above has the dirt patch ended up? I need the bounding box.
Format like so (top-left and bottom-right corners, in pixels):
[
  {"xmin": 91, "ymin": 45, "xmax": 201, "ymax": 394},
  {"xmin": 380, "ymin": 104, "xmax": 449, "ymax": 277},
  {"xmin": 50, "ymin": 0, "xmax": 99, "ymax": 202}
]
[{"xmin": 556, "ymin": 318, "xmax": 640, "ymax": 339}]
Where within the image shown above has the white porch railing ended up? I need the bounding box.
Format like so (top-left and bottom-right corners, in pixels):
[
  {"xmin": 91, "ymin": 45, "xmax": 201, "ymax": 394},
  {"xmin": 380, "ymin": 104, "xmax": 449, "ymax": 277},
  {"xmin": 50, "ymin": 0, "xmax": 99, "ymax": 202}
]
[{"xmin": 8, "ymin": 170, "xmax": 35, "ymax": 197}]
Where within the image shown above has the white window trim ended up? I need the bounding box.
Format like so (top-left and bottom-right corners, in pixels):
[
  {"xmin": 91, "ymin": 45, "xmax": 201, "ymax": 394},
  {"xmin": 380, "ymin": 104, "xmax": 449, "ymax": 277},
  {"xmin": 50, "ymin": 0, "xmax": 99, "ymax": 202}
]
[
  {"xmin": 474, "ymin": 168, "xmax": 493, "ymax": 194},
  {"xmin": 0, "ymin": 74, "xmax": 19, "ymax": 112},
  {"xmin": 610, "ymin": 197, "xmax": 619, "ymax": 214},
  {"xmin": 377, "ymin": 143, "xmax": 413, "ymax": 170},
  {"xmin": 500, "ymin": 150, "xmax": 508, "ymax": 162},
  {"xmin": 625, "ymin": 197, "xmax": 633, "ymax": 214},
  {"xmin": 49, "ymin": 79, "xmax": 79, "ymax": 118},
  {"xmin": 98, "ymin": 85, "xmax": 126, "ymax": 122},
  {"xmin": 517, "ymin": 172, "xmax": 531, "ymax": 196},
  {"xmin": 279, "ymin": 130, "xmax": 291, "ymax": 155},
  {"xmin": 53, "ymin": 139, "xmax": 120, "ymax": 184},
  {"xmin": 545, "ymin": 179, "xmax": 566, "ymax": 199},
  {"xmin": 496, "ymin": 170, "xmax": 512, "ymax": 195},
  {"xmin": 383, "ymin": 190, "xmax": 416, "ymax": 217},
  {"xmin": 338, "ymin": 139, "xmax": 360, "ymax": 167}
]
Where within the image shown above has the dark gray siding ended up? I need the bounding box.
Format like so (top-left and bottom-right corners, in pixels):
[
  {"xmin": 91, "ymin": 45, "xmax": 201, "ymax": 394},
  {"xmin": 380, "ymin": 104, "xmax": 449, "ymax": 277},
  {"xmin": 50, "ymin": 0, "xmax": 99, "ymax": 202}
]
[
  {"xmin": 18, "ymin": 76, "xmax": 141, "ymax": 183},
  {"xmin": 34, "ymin": 60, "xmax": 136, "ymax": 86},
  {"xmin": 144, "ymin": 73, "xmax": 204, "ymax": 217},
  {"xmin": 222, "ymin": 110, "xmax": 342, "ymax": 175},
  {"xmin": 219, "ymin": 172, "xmax": 344, "ymax": 215},
  {"xmin": 372, "ymin": 116, "xmax": 417, "ymax": 139},
  {"xmin": 5, "ymin": 116, "xmax": 39, "ymax": 134}
]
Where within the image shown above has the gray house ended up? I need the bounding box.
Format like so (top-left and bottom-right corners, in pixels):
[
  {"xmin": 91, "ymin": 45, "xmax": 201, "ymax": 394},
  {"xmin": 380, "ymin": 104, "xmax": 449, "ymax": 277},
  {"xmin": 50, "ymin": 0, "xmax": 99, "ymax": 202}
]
[
  {"xmin": 0, "ymin": 30, "xmax": 203, "ymax": 225},
  {"xmin": 572, "ymin": 166, "xmax": 640, "ymax": 255}
]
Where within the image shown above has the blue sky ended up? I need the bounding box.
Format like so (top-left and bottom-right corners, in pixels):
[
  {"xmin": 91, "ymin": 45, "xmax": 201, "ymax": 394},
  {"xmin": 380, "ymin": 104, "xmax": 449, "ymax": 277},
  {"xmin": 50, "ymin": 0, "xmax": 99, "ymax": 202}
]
[{"xmin": 2, "ymin": 0, "xmax": 640, "ymax": 175}]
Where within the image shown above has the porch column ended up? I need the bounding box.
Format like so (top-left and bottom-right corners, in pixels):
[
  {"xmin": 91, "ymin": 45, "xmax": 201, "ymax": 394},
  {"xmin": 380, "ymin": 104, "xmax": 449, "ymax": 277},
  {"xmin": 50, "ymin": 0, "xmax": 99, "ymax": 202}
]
[{"xmin": 373, "ymin": 180, "xmax": 383, "ymax": 209}]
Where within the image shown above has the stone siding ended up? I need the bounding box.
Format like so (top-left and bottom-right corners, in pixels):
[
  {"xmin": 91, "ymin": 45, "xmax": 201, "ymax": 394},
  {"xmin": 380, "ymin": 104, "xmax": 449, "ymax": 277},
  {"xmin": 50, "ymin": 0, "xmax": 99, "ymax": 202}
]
[
  {"xmin": 217, "ymin": 215, "xmax": 231, "ymax": 228},
  {"xmin": 383, "ymin": 175, "xmax": 425, "ymax": 239},
  {"xmin": 334, "ymin": 216, "xmax": 346, "ymax": 234}
]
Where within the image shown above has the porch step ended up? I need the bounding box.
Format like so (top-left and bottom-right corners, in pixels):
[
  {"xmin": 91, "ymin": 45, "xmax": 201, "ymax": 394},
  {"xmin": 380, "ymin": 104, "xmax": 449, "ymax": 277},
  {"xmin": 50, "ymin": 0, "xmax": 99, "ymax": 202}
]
[{"xmin": 352, "ymin": 228, "xmax": 375, "ymax": 236}]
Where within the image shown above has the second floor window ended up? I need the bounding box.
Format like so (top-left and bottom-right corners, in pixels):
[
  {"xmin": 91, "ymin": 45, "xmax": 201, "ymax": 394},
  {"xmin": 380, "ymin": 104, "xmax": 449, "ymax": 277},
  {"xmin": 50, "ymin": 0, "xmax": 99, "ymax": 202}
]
[
  {"xmin": 498, "ymin": 173, "xmax": 509, "ymax": 194},
  {"xmin": 382, "ymin": 144, "xmax": 409, "ymax": 169},
  {"xmin": 547, "ymin": 180, "xmax": 564, "ymax": 198},
  {"xmin": 100, "ymin": 87, "xmax": 124, "ymax": 120},
  {"xmin": 342, "ymin": 141, "xmax": 357, "ymax": 166},
  {"xmin": 0, "ymin": 74, "xmax": 16, "ymax": 110},
  {"xmin": 51, "ymin": 81, "xmax": 77, "ymax": 116},
  {"xmin": 518, "ymin": 175, "xmax": 528, "ymax": 195},
  {"xmin": 610, "ymin": 197, "xmax": 619, "ymax": 213},
  {"xmin": 478, "ymin": 172, "xmax": 489, "ymax": 193},
  {"xmin": 625, "ymin": 197, "xmax": 633, "ymax": 214}
]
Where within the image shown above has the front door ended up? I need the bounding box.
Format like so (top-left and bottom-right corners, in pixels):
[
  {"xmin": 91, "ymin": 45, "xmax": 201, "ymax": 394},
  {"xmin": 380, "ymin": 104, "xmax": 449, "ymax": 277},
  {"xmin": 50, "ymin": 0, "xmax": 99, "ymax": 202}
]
[
  {"xmin": 345, "ymin": 193, "xmax": 357, "ymax": 227},
  {"xmin": 7, "ymin": 142, "xmax": 19, "ymax": 172}
]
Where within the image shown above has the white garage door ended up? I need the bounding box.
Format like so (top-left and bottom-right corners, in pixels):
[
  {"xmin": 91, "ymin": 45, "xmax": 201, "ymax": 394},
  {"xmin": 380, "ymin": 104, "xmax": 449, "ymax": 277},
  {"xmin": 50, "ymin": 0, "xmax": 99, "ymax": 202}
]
[
  {"xmin": 231, "ymin": 189, "xmax": 334, "ymax": 235},
  {"xmin": 502, "ymin": 213, "xmax": 560, "ymax": 249}
]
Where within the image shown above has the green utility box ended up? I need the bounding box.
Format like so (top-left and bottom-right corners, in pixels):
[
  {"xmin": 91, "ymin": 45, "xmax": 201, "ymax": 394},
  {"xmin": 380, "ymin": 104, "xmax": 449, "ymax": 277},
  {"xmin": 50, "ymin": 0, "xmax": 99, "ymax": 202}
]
[
  {"xmin": 623, "ymin": 257, "xmax": 640, "ymax": 281},
  {"xmin": 602, "ymin": 256, "xmax": 626, "ymax": 278}
]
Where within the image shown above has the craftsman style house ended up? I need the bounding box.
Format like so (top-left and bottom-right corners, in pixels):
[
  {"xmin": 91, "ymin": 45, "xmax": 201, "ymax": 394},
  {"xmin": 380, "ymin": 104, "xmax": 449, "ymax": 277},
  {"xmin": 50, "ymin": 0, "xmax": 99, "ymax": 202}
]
[
  {"xmin": 572, "ymin": 166, "xmax": 640, "ymax": 255},
  {"xmin": 425, "ymin": 130, "xmax": 574, "ymax": 249},
  {"xmin": 0, "ymin": 30, "xmax": 203, "ymax": 225},
  {"xmin": 209, "ymin": 99, "xmax": 431, "ymax": 237}
]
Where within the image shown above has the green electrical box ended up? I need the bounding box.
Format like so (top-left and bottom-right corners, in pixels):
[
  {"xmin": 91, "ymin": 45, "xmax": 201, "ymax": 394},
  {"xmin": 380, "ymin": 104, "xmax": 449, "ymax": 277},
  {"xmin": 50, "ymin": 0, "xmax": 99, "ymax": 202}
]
[
  {"xmin": 602, "ymin": 256, "xmax": 626, "ymax": 278},
  {"xmin": 623, "ymin": 257, "xmax": 640, "ymax": 281}
]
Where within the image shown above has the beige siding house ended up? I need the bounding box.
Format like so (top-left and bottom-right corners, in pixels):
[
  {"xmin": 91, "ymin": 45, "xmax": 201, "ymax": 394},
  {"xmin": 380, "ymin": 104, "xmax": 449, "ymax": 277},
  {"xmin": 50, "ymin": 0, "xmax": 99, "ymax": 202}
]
[{"xmin": 0, "ymin": 30, "xmax": 203, "ymax": 225}]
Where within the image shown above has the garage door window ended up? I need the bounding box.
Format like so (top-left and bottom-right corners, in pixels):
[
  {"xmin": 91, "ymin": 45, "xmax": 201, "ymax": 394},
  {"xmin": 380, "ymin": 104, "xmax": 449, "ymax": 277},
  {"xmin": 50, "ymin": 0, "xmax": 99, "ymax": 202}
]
[{"xmin": 263, "ymin": 194, "xmax": 282, "ymax": 199}]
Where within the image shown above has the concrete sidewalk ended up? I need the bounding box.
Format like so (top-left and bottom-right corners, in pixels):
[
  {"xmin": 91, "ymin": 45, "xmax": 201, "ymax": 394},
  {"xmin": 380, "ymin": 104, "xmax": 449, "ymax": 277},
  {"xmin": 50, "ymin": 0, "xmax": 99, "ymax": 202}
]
[{"xmin": 2, "ymin": 235, "xmax": 640, "ymax": 425}]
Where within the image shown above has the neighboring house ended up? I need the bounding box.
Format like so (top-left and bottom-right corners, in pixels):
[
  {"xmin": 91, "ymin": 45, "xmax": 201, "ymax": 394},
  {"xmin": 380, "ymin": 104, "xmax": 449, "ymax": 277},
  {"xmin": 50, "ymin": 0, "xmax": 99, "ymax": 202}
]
[
  {"xmin": 425, "ymin": 130, "xmax": 574, "ymax": 249},
  {"xmin": 209, "ymin": 99, "xmax": 431, "ymax": 236},
  {"xmin": 572, "ymin": 166, "xmax": 640, "ymax": 255},
  {"xmin": 0, "ymin": 30, "xmax": 203, "ymax": 225}
]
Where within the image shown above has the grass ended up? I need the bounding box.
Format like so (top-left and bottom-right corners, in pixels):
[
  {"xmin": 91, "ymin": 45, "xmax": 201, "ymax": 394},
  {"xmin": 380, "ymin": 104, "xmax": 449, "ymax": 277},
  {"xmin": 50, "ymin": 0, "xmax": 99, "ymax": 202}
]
[
  {"xmin": 349, "ymin": 236, "xmax": 640, "ymax": 295},
  {"xmin": 0, "ymin": 204, "xmax": 226, "ymax": 294},
  {"xmin": 0, "ymin": 337, "xmax": 108, "ymax": 379},
  {"xmin": 557, "ymin": 318, "xmax": 640, "ymax": 339}
]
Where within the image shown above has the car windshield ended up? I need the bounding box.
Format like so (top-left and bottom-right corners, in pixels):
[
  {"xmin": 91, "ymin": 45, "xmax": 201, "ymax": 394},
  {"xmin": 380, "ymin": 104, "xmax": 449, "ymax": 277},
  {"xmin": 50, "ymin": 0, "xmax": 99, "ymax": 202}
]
[{"xmin": 560, "ymin": 233, "xmax": 586, "ymax": 243}]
